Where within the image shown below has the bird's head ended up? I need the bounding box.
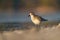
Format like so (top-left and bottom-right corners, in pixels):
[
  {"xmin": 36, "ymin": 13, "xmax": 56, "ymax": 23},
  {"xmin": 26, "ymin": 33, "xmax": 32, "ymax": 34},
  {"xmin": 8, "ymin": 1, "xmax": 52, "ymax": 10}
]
[{"xmin": 28, "ymin": 12, "xmax": 35, "ymax": 17}]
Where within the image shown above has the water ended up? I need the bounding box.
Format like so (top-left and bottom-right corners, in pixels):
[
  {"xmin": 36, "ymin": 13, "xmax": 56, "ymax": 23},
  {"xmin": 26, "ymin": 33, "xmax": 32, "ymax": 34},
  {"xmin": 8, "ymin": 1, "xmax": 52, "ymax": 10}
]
[{"xmin": 0, "ymin": 11, "xmax": 60, "ymax": 23}]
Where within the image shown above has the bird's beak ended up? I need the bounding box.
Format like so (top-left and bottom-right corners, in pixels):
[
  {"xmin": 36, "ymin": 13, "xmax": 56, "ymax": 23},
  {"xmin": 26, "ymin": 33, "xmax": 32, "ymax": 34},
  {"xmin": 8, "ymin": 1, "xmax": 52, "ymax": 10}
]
[{"xmin": 28, "ymin": 15, "xmax": 30, "ymax": 17}]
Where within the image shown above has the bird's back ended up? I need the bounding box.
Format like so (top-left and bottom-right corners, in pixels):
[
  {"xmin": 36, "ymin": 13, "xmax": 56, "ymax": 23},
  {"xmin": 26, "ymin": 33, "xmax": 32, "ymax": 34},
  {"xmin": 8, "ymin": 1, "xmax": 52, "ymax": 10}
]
[
  {"xmin": 33, "ymin": 15, "xmax": 48, "ymax": 21},
  {"xmin": 31, "ymin": 15, "xmax": 48, "ymax": 24}
]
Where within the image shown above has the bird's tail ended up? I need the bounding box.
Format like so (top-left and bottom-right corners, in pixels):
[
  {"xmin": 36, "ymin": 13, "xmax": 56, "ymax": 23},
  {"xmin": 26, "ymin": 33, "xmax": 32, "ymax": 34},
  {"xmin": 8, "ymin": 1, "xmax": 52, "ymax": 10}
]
[
  {"xmin": 43, "ymin": 19, "xmax": 48, "ymax": 21},
  {"xmin": 42, "ymin": 18, "xmax": 48, "ymax": 21},
  {"xmin": 40, "ymin": 16, "xmax": 48, "ymax": 21}
]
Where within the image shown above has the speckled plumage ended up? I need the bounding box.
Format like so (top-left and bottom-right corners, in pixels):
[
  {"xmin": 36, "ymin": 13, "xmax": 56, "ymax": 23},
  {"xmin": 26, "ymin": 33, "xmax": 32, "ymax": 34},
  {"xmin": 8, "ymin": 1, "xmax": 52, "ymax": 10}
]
[{"xmin": 29, "ymin": 12, "xmax": 47, "ymax": 25}]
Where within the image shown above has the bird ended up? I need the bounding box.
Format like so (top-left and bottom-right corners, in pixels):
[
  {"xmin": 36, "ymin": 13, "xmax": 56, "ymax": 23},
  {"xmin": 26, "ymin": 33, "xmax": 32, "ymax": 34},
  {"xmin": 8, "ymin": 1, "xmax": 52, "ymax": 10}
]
[{"xmin": 28, "ymin": 12, "xmax": 48, "ymax": 31}]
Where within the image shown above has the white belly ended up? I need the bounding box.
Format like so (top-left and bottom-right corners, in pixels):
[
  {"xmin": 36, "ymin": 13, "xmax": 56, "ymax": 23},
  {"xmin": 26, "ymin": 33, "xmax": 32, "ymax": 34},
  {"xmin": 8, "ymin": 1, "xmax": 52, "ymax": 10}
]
[{"xmin": 31, "ymin": 19, "xmax": 40, "ymax": 25}]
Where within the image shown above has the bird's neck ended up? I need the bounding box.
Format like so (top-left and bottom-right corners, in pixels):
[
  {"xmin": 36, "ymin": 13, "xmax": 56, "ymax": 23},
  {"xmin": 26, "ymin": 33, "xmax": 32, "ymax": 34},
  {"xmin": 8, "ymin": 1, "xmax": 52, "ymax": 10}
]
[
  {"xmin": 30, "ymin": 15, "xmax": 35, "ymax": 20},
  {"xmin": 30, "ymin": 15, "xmax": 34, "ymax": 18}
]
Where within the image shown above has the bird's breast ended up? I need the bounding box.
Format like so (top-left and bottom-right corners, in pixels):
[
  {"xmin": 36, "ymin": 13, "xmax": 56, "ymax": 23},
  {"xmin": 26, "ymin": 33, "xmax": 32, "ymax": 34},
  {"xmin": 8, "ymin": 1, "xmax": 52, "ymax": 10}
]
[{"xmin": 31, "ymin": 18, "xmax": 41, "ymax": 25}]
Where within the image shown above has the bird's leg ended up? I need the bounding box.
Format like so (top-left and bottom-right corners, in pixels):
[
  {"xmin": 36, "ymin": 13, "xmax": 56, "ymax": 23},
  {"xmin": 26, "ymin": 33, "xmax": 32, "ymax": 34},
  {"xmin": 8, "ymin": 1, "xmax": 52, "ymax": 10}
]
[
  {"xmin": 34, "ymin": 24, "xmax": 41, "ymax": 32},
  {"xmin": 35, "ymin": 25, "xmax": 37, "ymax": 29},
  {"xmin": 38, "ymin": 25, "xmax": 41, "ymax": 30},
  {"xmin": 35, "ymin": 25, "xmax": 40, "ymax": 31},
  {"xmin": 34, "ymin": 25, "xmax": 37, "ymax": 31}
]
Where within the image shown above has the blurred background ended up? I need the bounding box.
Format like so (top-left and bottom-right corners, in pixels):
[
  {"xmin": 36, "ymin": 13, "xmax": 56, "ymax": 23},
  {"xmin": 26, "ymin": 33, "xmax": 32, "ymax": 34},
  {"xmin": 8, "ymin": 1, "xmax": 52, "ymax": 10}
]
[
  {"xmin": 0, "ymin": 0, "xmax": 60, "ymax": 40},
  {"xmin": 0, "ymin": 0, "xmax": 60, "ymax": 22},
  {"xmin": 0, "ymin": 0, "xmax": 60, "ymax": 30}
]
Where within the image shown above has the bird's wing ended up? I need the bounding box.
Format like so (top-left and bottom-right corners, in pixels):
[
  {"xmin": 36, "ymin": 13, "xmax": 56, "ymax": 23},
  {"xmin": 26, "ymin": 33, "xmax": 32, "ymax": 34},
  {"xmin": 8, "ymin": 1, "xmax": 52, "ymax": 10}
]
[
  {"xmin": 35, "ymin": 15, "xmax": 48, "ymax": 21},
  {"xmin": 39, "ymin": 16, "xmax": 48, "ymax": 21},
  {"xmin": 34, "ymin": 15, "xmax": 41, "ymax": 21}
]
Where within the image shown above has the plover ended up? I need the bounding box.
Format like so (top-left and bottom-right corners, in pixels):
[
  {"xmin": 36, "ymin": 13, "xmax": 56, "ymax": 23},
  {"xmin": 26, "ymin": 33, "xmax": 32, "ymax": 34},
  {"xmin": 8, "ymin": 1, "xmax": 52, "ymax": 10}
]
[{"xmin": 28, "ymin": 12, "xmax": 48, "ymax": 30}]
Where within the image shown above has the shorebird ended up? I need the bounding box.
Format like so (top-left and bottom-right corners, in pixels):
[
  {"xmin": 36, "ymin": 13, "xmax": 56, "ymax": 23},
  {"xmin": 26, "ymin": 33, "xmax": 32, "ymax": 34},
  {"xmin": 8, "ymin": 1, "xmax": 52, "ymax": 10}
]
[{"xmin": 28, "ymin": 12, "xmax": 48, "ymax": 30}]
